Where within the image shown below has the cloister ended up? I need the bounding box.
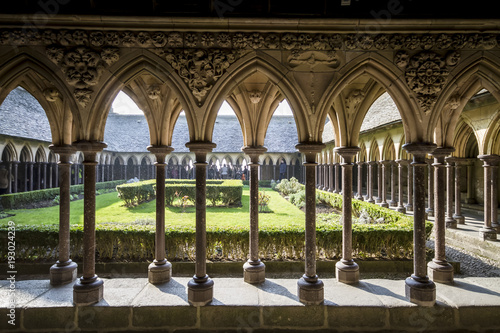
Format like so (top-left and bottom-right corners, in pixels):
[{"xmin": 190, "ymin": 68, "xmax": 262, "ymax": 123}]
[{"xmin": 1, "ymin": 1, "xmax": 500, "ymax": 331}]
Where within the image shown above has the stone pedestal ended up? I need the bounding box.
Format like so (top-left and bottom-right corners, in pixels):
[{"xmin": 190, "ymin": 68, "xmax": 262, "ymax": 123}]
[
  {"xmin": 405, "ymin": 275, "xmax": 436, "ymax": 307},
  {"xmin": 336, "ymin": 260, "xmax": 359, "ymax": 284},
  {"xmin": 243, "ymin": 260, "xmax": 266, "ymax": 284},
  {"xmin": 148, "ymin": 260, "xmax": 172, "ymax": 284},
  {"xmin": 188, "ymin": 276, "xmax": 214, "ymax": 307},
  {"xmin": 297, "ymin": 275, "xmax": 324, "ymax": 305},
  {"xmin": 427, "ymin": 260, "xmax": 454, "ymax": 284},
  {"xmin": 50, "ymin": 261, "xmax": 77, "ymax": 285},
  {"xmin": 73, "ymin": 276, "xmax": 104, "ymax": 305}
]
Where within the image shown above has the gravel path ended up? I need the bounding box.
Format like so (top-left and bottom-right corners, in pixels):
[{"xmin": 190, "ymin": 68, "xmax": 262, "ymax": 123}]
[{"xmin": 427, "ymin": 240, "xmax": 500, "ymax": 277}]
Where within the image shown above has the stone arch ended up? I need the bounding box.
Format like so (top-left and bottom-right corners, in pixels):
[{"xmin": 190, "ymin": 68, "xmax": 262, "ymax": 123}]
[
  {"xmin": 358, "ymin": 143, "xmax": 367, "ymax": 162},
  {"xmin": 87, "ymin": 51, "xmax": 195, "ymax": 145},
  {"xmin": 482, "ymin": 107, "xmax": 500, "ymax": 155},
  {"xmin": 382, "ymin": 136, "xmax": 396, "ymax": 160},
  {"xmin": 453, "ymin": 119, "xmax": 478, "ymax": 158},
  {"xmin": 20, "ymin": 145, "xmax": 33, "ymax": 163},
  {"xmin": 1, "ymin": 142, "xmax": 18, "ymax": 162},
  {"xmin": 201, "ymin": 52, "xmax": 310, "ymax": 144},
  {"xmin": 433, "ymin": 55, "xmax": 500, "ymax": 149},
  {"xmin": 35, "ymin": 146, "xmax": 47, "ymax": 163},
  {"xmin": 0, "ymin": 51, "xmax": 80, "ymax": 144},
  {"xmin": 369, "ymin": 139, "xmax": 380, "ymax": 162},
  {"xmin": 317, "ymin": 54, "xmax": 419, "ymax": 146}
]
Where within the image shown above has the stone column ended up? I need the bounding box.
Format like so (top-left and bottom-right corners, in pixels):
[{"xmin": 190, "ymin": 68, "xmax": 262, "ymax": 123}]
[
  {"xmin": 492, "ymin": 162, "xmax": 499, "ymax": 232},
  {"xmin": 48, "ymin": 163, "xmax": 53, "ymax": 188},
  {"xmin": 328, "ymin": 163, "xmax": 334, "ymax": 192},
  {"xmin": 243, "ymin": 146, "xmax": 267, "ymax": 284},
  {"xmin": 73, "ymin": 141, "xmax": 107, "ymax": 305},
  {"xmin": 356, "ymin": 161, "xmax": 364, "ymax": 201},
  {"xmin": 396, "ymin": 159, "xmax": 407, "ymax": 213},
  {"xmin": 186, "ymin": 142, "xmax": 216, "ymax": 306},
  {"xmin": 49, "ymin": 145, "xmax": 78, "ymax": 285},
  {"xmin": 428, "ymin": 148, "xmax": 455, "ymax": 283},
  {"xmin": 378, "ymin": 161, "xmax": 389, "ymax": 208},
  {"xmin": 316, "ymin": 163, "xmax": 321, "ymax": 189},
  {"xmin": 478, "ymin": 155, "xmax": 500, "ymax": 240},
  {"xmin": 42, "ymin": 163, "xmax": 47, "ymax": 189},
  {"xmin": 376, "ymin": 161, "xmax": 382, "ymax": 203},
  {"xmin": 445, "ymin": 157, "xmax": 457, "ymax": 229},
  {"xmin": 335, "ymin": 147, "xmax": 361, "ymax": 284},
  {"xmin": 55, "ymin": 163, "xmax": 59, "ymax": 187},
  {"xmin": 296, "ymin": 143, "xmax": 325, "ymax": 305},
  {"xmin": 465, "ymin": 159, "xmax": 476, "ymax": 204},
  {"xmin": 389, "ymin": 161, "xmax": 398, "ymax": 206},
  {"xmin": 7, "ymin": 162, "xmax": 13, "ymax": 193},
  {"xmin": 334, "ymin": 162, "xmax": 340, "ymax": 194},
  {"xmin": 147, "ymin": 146, "xmax": 174, "ymax": 284},
  {"xmin": 426, "ymin": 159, "xmax": 434, "ymax": 217},
  {"xmin": 403, "ymin": 143, "xmax": 437, "ymax": 307},
  {"xmin": 12, "ymin": 161, "xmax": 18, "ymax": 193},
  {"xmin": 28, "ymin": 162, "xmax": 34, "ymax": 191},
  {"xmin": 367, "ymin": 161, "xmax": 376, "ymax": 203},
  {"xmin": 324, "ymin": 163, "xmax": 329, "ymax": 191},
  {"xmin": 405, "ymin": 159, "xmax": 413, "ymax": 211},
  {"xmin": 453, "ymin": 159, "xmax": 465, "ymax": 224},
  {"xmin": 37, "ymin": 163, "xmax": 42, "ymax": 190}
]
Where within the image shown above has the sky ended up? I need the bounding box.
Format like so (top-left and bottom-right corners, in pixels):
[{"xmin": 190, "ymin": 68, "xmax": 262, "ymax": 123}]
[{"xmin": 111, "ymin": 91, "xmax": 293, "ymax": 116}]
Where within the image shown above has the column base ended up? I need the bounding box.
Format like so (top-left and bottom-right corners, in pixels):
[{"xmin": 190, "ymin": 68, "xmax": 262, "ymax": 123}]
[
  {"xmin": 355, "ymin": 195, "xmax": 364, "ymax": 201},
  {"xmin": 427, "ymin": 260, "xmax": 454, "ymax": 284},
  {"xmin": 405, "ymin": 275, "xmax": 436, "ymax": 307},
  {"xmin": 50, "ymin": 260, "xmax": 77, "ymax": 286},
  {"xmin": 367, "ymin": 198, "xmax": 375, "ymax": 204},
  {"xmin": 187, "ymin": 276, "xmax": 214, "ymax": 306},
  {"xmin": 335, "ymin": 260, "xmax": 359, "ymax": 284},
  {"xmin": 148, "ymin": 261, "xmax": 172, "ymax": 284},
  {"xmin": 453, "ymin": 214, "xmax": 465, "ymax": 225},
  {"xmin": 73, "ymin": 276, "xmax": 104, "ymax": 305},
  {"xmin": 446, "ymin": 217, "xmax": 457, "ymax": 229},
  {"xmin": 297, "ymin": 275, "xmax": 324, "ymax": 305},
  {"xmin": 243, "ymin": 260, "xmax": 265, "ymax": 284},
  {"xmin": 396, "ymin": 206, "xmax": 407, "ymax": 214},
  {"xmin": 479, "ymin": 228, "xmax": 497, "ymax": 240},
  {"xmin": 389, "ymin": 200, "xmax": 398, "ymax": 207},
  {"xmin": 405, "ymin": 204, "xmax": 413, "ymax": 211},
  {"xmin": 425, "ymin": 208, "xmax": 434, "ymax": 217},
  {"xmin": 493, "ymin": 223, "xmax": 500, "ymax": 233},
  {"xmin": 378, "ymin": 202, "xmax": 389, "ymax": 208}
]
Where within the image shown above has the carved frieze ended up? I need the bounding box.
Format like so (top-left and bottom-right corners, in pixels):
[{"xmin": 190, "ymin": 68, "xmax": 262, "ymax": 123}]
[
  {"xmin": 0, "ymin": 29, "xmax": 498, "ymax": 51},
  {"xmin": 46, "ymin": 45, "xmax": 120, "ymax": 107},
  {"xmin": 152, "ymin": 48, "xmax": 247, "ymax": 104},
  {"xmin": 397, "ymin": 51, "xmax": 460, "ymax": 113},
  {"xmin": 288, "ymin": 50, "xmax": 340, "ymax": 70}
]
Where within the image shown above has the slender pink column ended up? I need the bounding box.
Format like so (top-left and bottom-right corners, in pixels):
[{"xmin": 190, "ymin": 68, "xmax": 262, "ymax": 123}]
[
  {"xmin": 186, "ymin": 142, "xmax": 216, "ymax": 306},
  {"xmin": 445, "ymin": 157, "xmax": 457, "ymax": 228},
  {"xmin": 378, "ymin": 161, "xmax": 389, "ymax": 208},
  {"xmin": 243, "ymin": 146, "xmax": 267, "ymax": 284},
  {"xmin": 296, "ymin": 143, "xmax": 325, "ymax": 305},
  {"xmin": 426, "ymin": 159, "xmax": 434, "ymax": 217},
  {"xmin": 335, "ymin": 147, "xmax": 361, "ymax": 284},
  {"xmin": 428, "ymin": 148, "xmax": 454, "ymax": 283},
  {"xmin": 367, "ymin": 161, "xmax": 376, "ymax": 203},
  {"xmin": 356, "ymin": 161, "xmax": 364, "ymax": 201},
  {"xmin": 147, "ymin": 146, "xmax": 174, "ymax": 284},
  {"xmin": 478, "ymin": 155, "xmax": 500, "ymax": 240},
  {"xmin": 396, "ymin": 159, "xmax": 407, "ymax": 213},
  {"xmin": 453, "ymin": 159, "xmax": 465, "ymax": 224},
  {"xmin": 49, "ymin": 145, "xmax": 78, "ymax": 285},
  {"xmin": 403, "ymin": 143, "xmax": 437, "ymax": 307},
  {"xmin": 405, "ymin": 158, "xmax": 413, "ymax": 211},
  {"xmin": 73, "ymin": 141, "xmax": 107, "ymax": 305},
  {"xmin": 389, "ymin": 161, "xmax": 398, "ymax": 207}
]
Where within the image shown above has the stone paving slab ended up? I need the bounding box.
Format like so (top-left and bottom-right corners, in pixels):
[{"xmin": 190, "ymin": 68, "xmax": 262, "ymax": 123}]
[{"xmin": 1, "ymin": 277, "xmax": 500, "ymax": 332}]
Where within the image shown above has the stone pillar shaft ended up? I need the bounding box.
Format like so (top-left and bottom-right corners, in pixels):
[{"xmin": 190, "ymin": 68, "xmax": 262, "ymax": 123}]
[
  {"xmin": 390, "ymin": 161, "xmax": 397, "ymax": 206},
  {"xmin": 356, "ymin": 162, "xmax": 364, "ymax": 200},
  {"xmin": 492, "ymin": 165, "xmax": 498, "ymax": 231},
  {"xmin": 367, "ymin": 161, "xmax": 375, "ymax": 203},
  {"xmin": 296, "ymin": 143, "xmax": 324, "ymax": 305},
  {"xmin": 406, "ymin": 159, "xmax": 413, "ymax": 211},
  {"xmin": 428, "ymin": 148, "xmax": 454, "ymax": 283},
  {"xmin": 243, "ymin": 146, "xmax": 267, "ymax": 284},
  {"xmin": 73, "ymin": 141, "xmax": 106, "ymax": 305},
  {"xmin": 334, "ymin": 162, "xmax": 340, "ymax": 193},
  {"xmin": 148, "ymin": 146, "xmax": 174, "ymax": 284},
  {"xmin": 328, "ymin": 164, "xmax": 334, "ymax": 192},
  {"xmin": 445, "ymin": 158, "xmax": 457, "ymax": 228},
  {"xmin": 403, "ymin": 143, "xmax": 437, "ymax": 307},
  {"xmin": 50, "ymin": 145, "xmax": 78, "ymax": 286},
  {"xmin": 378, "ymin": 161, "xmax": 389, "ymax": 207},
  {"xmin": 466, "ymin": 161, "xmax": 475, "ymax": 204},
  {"xmin": 478, "ymin": 155, "xmax": 500, "ymax": 240},
  {"xmin": 454, "ymin": 160, "xmax": 465, "ymax": 224},
  {"xmin": 426, "ymin": 160, "xmax": 434, "ymax": 216},
  {"xmin": 396, "ymin": 160, "xmax": 406, "ymax": 213},
  {"xmin": 335, "ymin": 147, "xmax": 360, "ymax": 284}
]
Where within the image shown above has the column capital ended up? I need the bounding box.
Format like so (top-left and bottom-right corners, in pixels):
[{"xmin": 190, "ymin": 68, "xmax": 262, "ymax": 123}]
[
  {"xmin": 242, "ymin": 146, "xmax": 267, "ymax": 164},
  {"xmin": 367, "ymin": 160, "xmax": 377, "ymax": 165},
  {"xmin": 295, "ymin": 142, "xmax": 325, "ymax": 163},
  {"xmin": 334, "ymin": 146, "xmax": 360, "ymax": 158},
  {"xmin": 147, "ymin": 145, "xmax": 174, "ymax": 164},
  {"xmin": 73, "ymin": 141, "xmax": 107, "ymax": 163},
  {"xmin": 49, "ymin": 144, "xmax": 76, "ymax": 157},
  {"xmin": 356, "ymin": 161, "xmax": 364, "ymax": 166},
  {"xmin": 395, "ymin": 159, "xmax": 408, "ymax": 165},
  {"xmin": 378, "ymin": 159, "xmax": 391, "ymax": 165},
  {"xmin": 403, "ymin": 142, "xmax": 437, "ymax": 157},
  {"xmin": 478, "ymin": 154, "xmax": 500, "ymax": 166},
  {"xmin": 186, "ymin": 141, "xmax": 216, "ymax": 162}
]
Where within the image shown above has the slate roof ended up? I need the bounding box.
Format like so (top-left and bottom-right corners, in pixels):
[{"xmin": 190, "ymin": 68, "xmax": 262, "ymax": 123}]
[
  {"xmin": 322, "ymin": 92, "xmax": 402, "ymax": 143},
  {"xmin": 0, "ymin": 87, "xmax": 52, "ymax": 142},
  {"xmin": 0, "ymin": 87, "xmax": 300, "ymax": 153}
]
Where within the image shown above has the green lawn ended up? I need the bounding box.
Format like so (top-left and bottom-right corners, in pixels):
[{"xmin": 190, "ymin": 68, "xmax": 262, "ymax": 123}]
[{"xmin": 1, "ymin": 187, "xmax": 305, "ymax": 229}]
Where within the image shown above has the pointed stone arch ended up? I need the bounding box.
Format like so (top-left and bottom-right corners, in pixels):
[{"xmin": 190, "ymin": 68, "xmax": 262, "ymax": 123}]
[
  {"xmin": 317, "ymin": 53, "xmax": 419, "ymax": 146},
  {"xmin": 86, "ymin": 51, "xmax": 195, "ymax": 146},
  {"xmin": 1, "ymin": 142, "xmax": 18, "ymax": 162},
  {"xmin": 0, "ymin": 51, "xmax": 80, "ymax": 145},
  {"xmin": 201, "ymin": 52, "xmax": 310, "ymax": 144},
  {"xmin": 369, "ymin": 139, "xmax": 381, "ymax": 162},
  {"xmin": 382, "ymin": 136, "xmax": 396, "ymax": 160}
]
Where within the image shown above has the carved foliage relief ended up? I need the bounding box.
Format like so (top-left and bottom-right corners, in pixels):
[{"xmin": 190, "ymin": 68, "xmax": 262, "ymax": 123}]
[{"xmin": 396, "ymin": 51, "xmax": 460, "ymax": 113}]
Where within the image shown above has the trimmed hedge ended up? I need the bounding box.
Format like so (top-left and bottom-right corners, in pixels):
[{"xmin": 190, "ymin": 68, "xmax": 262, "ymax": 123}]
[
  {"xmin": 242, "ymin": 180, "xmax": 273, "ymax": 187},
  {"xmin": 0, "ymin": 180, "xmax": 126, "ymax": 210},
  {"xmin": 117, "ymin": 179, "xmax": 243, "ymax": 207}
]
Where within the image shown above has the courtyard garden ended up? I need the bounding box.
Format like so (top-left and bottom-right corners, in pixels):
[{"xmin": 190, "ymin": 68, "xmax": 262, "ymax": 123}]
[{"xmin": 0, "ymin": 178, "xmax": 431, "ymax": 264}]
